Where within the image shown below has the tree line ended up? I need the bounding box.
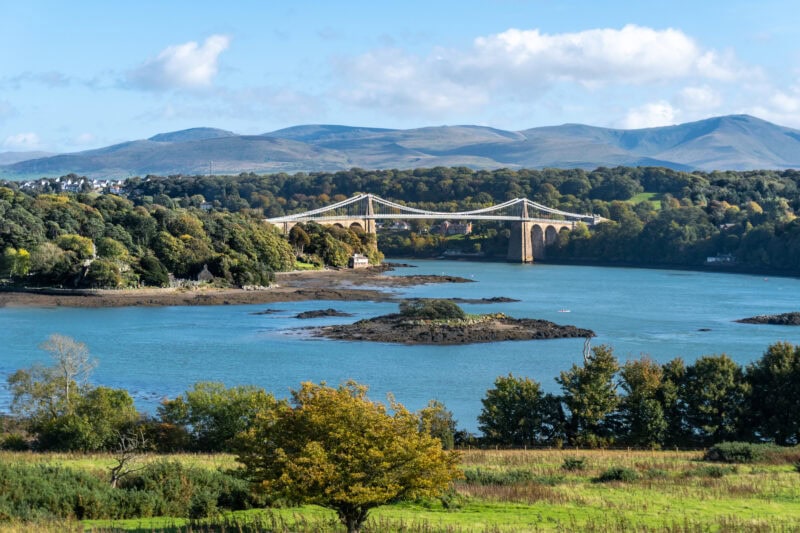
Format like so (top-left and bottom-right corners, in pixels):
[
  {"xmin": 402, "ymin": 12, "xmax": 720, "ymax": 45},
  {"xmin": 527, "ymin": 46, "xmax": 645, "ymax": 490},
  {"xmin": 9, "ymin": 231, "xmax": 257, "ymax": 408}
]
[
  {"xmin": 0, "ymin": 187, "xmax": 383, "ymax": 288},
  {"xmin": 4, "ymin": 335, "xmax": 800, "ymax": 456},
  {"xmin": 7, "ymin": 164, "xmax": 800, "ymax": 276},
  {"xmin": 478, "ymin": 342, "xmax": 800, "ymax": 448}
]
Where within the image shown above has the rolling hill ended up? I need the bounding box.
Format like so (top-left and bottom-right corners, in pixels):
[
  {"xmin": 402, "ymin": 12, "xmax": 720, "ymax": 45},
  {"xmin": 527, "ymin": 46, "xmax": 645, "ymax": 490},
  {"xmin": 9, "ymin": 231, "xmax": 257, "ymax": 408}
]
[{"xmin": 3, "ymin": 115, "xmax": 800, "ymax": 179}]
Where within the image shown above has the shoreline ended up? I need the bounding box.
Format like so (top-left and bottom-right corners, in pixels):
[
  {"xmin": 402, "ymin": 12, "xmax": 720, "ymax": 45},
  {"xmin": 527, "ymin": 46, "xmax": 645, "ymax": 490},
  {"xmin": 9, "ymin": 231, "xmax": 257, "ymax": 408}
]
[{"xmin": 0, "ymin": 266, "xmax": 471, "ymax": 309}]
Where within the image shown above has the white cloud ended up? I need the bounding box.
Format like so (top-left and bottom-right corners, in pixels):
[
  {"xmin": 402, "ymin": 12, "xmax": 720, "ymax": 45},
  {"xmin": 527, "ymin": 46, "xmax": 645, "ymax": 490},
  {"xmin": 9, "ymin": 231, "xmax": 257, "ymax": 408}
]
[
  {"xmin": 3, "ymin": 132, "xmax": 41, "ymax": 150},
  {"xmin": 622, "ymin": 101, "xmax": 677, "ymax": 129},
  {"xmin": 467, "ymin": 25, "xmax": 726, "ymax": 84},
  {"xmin": 334, "ymin": 25, "xmax": 742, "ymax": 118},
  {"xmin": 677, "ymin": 85, "xmax": 722, "ymax": 111},
  {"xmin": 128, "ymin": 35, "xmax": 230, "ymax": 91},
  {"xmin": 334, "ymin": 48, "xmax": 488, "ymax": 117}
]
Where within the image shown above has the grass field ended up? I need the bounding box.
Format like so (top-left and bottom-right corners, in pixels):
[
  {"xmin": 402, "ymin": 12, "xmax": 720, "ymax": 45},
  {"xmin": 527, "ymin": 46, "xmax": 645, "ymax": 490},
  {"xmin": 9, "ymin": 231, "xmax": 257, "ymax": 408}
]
[
  {"xmin": 627, "ymin": 192, "xmax": 663, "ymax": 209},
  {"xmin": 2, "ymin": 448, "xmax": 799, "ymax": 532}
]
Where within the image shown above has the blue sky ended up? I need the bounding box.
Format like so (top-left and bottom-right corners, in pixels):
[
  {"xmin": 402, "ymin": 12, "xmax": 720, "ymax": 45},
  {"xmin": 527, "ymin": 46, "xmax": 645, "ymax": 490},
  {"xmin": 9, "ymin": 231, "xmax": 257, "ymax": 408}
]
[{"xmin": 2, "ymin": 0, "xmax": 800, "ymax": 152}]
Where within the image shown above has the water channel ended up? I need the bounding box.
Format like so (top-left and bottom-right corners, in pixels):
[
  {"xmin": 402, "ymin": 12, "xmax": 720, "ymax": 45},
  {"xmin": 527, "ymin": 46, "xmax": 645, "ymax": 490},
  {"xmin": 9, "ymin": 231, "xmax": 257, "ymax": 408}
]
[{"xmin": 1, "ymin": 260, "xmax": 798, "ymax": 431}]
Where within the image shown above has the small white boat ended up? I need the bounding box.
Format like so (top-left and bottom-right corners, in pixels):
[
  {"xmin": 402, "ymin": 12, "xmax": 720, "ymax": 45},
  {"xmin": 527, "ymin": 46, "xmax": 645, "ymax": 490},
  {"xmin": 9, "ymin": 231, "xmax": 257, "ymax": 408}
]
[{"xmin": 558, "ymin": 308, "xmax": 571, "ymax": 313}]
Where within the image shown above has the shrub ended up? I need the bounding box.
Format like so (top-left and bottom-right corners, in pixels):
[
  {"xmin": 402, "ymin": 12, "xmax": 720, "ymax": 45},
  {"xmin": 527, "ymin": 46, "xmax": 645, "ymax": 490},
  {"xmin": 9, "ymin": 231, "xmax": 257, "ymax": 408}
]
[
  {"xmin": 561, "ymin": 456, "xmax": 587, "ymax": 471},
  {"xmin": 0, "ymin": 434, "xmax": 29, "ymax": 451},
  {"xmin": 794, "ymin": 462, "xmax": 800, "ymax": 474},
  {"xmin": 399, "ymin": 299, "xmax": 467, "ymax": 320},
  {"xmin": 704, "ymin": 442, "xmax": 777, "ymax": 463},
  {"xmin": 644, "ymin": 468, "xmax": 669, "ymax": 479},
  {"xmin": 594, "ymin": 467, "xmax": 639, "ymax": 483},
  {"xmin": 462, "ymin": 468, "xmax": 536, "ymax": 486}
]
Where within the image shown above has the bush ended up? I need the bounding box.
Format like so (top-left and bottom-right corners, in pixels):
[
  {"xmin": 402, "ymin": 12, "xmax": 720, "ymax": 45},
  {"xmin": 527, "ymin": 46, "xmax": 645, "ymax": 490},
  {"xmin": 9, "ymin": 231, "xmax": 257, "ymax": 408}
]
[
  {"xmin": 644, "ymin": 468, "xmax": 669, "ymax": 479},
  {"xmin": 561, "ymin": 456, "xmax": 587, "ymax": 471},
  {"xmin": 462, "ymin": 468, "xmax": 535, "ymax": 486},
  {"xmin": 704, "ymin": 442, "xmax": 777, "ymax": 463},
  {"xmin": 399, "ymin": 299, "xmax": 467, "ymax": 320},
  {"xmin": 0, "ymin": 434, "xmax": 29, "ymax": 451},
  {"xmin": 0, "ymin": 460, "xmax": 259, "ymax": 522},
  {"xmin": 594, "ymin": 467, "xmax": 639, "ymax": 483}
]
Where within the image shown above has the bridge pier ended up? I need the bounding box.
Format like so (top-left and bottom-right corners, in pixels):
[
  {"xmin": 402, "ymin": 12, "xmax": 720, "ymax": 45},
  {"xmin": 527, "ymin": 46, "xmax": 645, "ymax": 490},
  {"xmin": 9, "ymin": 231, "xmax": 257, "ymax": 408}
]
[{"xmin": 507, "ymin": 221, "xmax": 534, "ymax": 263}]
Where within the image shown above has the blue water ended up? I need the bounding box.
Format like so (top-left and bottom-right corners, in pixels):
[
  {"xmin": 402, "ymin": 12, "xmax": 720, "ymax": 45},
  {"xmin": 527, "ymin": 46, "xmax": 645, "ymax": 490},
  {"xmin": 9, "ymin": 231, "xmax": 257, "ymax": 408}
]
[{"xmin": 2, "ymin": 261, "xmax": 799, "ymax": 431}]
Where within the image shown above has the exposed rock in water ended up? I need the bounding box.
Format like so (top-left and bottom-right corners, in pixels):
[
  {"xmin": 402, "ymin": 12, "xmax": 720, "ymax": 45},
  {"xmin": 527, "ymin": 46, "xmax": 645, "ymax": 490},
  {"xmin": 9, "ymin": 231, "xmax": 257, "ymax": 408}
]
[
  {"xmin": 736, "ymin": 312, "xmax": 800, "ymax": 325},
  {"xmin": 450, "ymin": 296, "xmax": 520, "ymax": 304},
  {"xmin": 387, "ymin": 275, "xmax": 475, "ymax": 285},
  {"xmin": 295, "ymin": 308, "xmax": 355, "ymax": 319},
  {"xmin": 250, "ymin": 309, "xmax": 285, "ymax": 315},
  {"xmin": 312, "ymin": 313, "xmax": 594, "ymax": 345}
]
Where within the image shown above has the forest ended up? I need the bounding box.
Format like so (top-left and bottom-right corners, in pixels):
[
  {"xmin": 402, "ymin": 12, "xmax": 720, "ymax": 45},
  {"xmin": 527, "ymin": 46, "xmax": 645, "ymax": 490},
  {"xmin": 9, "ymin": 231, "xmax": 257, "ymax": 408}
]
[{"xmin": 4, "ymin": 165, "xmax": 799, "ymax": 289}]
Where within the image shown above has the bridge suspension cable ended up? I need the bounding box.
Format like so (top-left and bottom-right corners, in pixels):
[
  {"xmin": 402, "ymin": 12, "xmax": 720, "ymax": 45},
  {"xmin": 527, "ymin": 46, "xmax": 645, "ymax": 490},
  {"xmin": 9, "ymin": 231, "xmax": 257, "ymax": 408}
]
[{"xmin": 266, "ymin": 194, "xmax": 601, "ymax": 225}]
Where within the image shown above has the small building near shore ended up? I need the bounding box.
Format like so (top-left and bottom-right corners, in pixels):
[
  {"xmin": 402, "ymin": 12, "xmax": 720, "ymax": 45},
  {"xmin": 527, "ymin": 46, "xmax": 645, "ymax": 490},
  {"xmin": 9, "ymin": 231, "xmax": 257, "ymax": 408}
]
[{"xmin": 348, "ymin": 253, "xmax": 369, "ymax": 269}]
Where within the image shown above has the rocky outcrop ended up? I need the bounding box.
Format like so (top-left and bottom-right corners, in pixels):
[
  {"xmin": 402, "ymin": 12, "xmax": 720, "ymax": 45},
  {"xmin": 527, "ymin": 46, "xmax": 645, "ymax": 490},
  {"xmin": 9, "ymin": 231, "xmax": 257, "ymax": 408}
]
[
  {"xmin": 294, "ymin": 308, "xmax": 354, "ymax": 319},
  {"xmin": 736, "ymin": 312, "xmax": 800, "ymax": 325},
  {"xmin": 313, "ymin": 313, "xmax": 593, "ymax": 345}
]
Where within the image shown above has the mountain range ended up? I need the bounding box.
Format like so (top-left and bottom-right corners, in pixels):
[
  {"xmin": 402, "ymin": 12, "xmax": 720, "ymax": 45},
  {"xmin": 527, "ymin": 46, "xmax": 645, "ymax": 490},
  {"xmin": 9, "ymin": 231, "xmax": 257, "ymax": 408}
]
[{"xmin": 3, "ymin": 115, "xmax": 800, "ymax": 179}]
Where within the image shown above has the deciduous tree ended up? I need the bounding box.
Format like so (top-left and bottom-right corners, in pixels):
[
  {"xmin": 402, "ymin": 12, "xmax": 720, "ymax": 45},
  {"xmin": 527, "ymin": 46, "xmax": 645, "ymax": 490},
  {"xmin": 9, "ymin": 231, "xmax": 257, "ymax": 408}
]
[{"xmin": 237, "ymin": 381, "xmax": 461, "ymax": 533}]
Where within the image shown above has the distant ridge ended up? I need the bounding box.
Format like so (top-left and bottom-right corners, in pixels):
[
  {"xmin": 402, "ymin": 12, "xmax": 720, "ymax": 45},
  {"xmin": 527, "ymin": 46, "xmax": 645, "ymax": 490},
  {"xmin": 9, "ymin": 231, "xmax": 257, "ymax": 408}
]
[{"xmin": 3, "ymin": 115, "xmax": 800, "ymax": 179}]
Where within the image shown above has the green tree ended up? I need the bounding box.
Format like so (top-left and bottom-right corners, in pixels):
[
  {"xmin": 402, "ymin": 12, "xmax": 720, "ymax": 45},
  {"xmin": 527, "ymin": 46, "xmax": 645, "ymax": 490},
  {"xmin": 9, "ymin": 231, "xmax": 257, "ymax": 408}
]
[
  {"xmin": 84, "ymin": 258, "xmax": 122, "ymax": 288},
  {"xmin": 136, "ymin": 255, "xmax": 169, "ymax": 287},
  {"xmin": 681, "ymin": 354, "xmax": 749, "ymax": 446},
  {"xmin": 478, "ymin": 374, "xmax": 564, "ymax": 446},
  {"xmin": 619, "ymin": 357, "xmax": 667, "ymax": 447},
  {"xmin": 745, "ymin": 342, "xmax": 800, "ymax": 445},
  {"xmin": 288, "ymin": 224, "xmax": 311, "ymax": 255},
  {"xmin": 418, "ymin": 399, "xmax": 457, "ymax": 450},
  {"xmin": 158, "ymin": 382, "xmax": 279, "ymax": 452},
  {"xmin": 7, "ymin": 334, "xmax": 138, "ymax": 451},
  {"xmin": 556, "ymin": 345, "xmax": 620, "ymax": 447},
  {"xmin": 237, "ymin": 381, "xmax": 461, "ymax": 533}
]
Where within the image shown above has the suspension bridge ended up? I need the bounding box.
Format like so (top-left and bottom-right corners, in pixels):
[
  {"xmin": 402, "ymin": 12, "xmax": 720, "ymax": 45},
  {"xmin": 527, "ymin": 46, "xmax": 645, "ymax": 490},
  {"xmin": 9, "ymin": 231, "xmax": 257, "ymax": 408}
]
[{"xmin": 266, "ymin": 194, "xmax": 603, "ymax": 263}]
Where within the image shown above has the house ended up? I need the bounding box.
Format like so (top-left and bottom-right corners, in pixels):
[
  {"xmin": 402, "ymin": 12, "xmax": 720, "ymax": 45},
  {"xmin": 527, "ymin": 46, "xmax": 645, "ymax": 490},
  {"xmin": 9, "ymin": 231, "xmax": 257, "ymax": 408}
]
[
  {"xmin": 706, "ymin": 253, "xmax": 736, "ymax": 264},
  {"xmin": 439, "ymin": 221, "xmax": 473, "ymax": 235},
  {"xmin": 348, "ymin": 253, "xmax": 369, "ymax": 269}
]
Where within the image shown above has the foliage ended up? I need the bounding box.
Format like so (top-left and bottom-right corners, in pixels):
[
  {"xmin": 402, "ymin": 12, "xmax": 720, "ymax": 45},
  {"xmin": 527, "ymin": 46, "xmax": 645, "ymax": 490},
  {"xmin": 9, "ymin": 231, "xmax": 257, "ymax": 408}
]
[
  {"xmin": 6, "ymin": 334, "xmax": 137, "ymax": 451},
  {"xmin": 618, "ymin": 357, "xmax": 667, "ymax": 447},
  {"xmin": 461, "ymin": 468, "xmax": 538, "ymax": 486},
  {"xmin": 477, "ymin": 374, "xmax": 563, "ymax": 446},
  {"xmin": 236, "ymin": 381, "xmax": 462, "ymax": 533},
  {"xmin": 158, "ymin": 382, "xmax": 280, "ymax": 452},
  {"xmin": 745, "ymin": 342, "xmax": 800, "ymax": 444},
  {"xmin": 398, "ymin": 299, "xmax": 467, "ymax": 321},
  {"xmin": 0, "ymin": 460, "xmax": 258, "ymax": 522},
  {"xmin": 593, "ymin": 466, "xmax": 639, "ymax": 483},
  {"xmin": 679, "ymin": 354, "xmax": 749, "ymax": 446},
  {"xmin": 561, "ymin": 456, "xmax": 587, "ymax": 471},
  {"xmin": 703, "ymin": 442, "xmax": 782, "ymax": 463},
  {"xmin": 418, "ymin": 399, "xmax": 457, "ymax": 450},
  {"xmin": 557, "ymin": 345, "xmax": 620, "ymax": 446}
]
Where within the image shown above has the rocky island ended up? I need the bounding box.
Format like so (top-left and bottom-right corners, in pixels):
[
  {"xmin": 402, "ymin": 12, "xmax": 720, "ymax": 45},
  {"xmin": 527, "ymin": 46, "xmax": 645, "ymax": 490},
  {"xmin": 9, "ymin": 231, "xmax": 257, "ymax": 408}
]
[{"xmin": 311, "ymin": 299, "xmax": 593, "ymax": 345}]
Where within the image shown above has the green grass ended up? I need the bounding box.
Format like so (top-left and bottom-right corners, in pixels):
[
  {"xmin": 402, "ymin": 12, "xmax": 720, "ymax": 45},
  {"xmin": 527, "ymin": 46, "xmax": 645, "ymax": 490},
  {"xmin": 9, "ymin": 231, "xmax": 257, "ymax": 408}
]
[
  {"xmin": 627, "ymin": 192, "xmax": 663, "ymax": 209},
  {"xmin": 4, "ymin": 449, "xmax": 800, "ymax": 532},
  {"xmin": 292, "ymin": 260, "xmax": 321, "ymax": 271}
]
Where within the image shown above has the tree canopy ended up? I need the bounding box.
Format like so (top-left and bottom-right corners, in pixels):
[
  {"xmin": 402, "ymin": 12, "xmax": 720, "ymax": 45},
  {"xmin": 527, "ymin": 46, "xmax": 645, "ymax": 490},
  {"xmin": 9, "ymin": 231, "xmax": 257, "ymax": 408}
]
[{"xmin": 236, "ymin": 381, "xmax": 462, "ymax": 533}]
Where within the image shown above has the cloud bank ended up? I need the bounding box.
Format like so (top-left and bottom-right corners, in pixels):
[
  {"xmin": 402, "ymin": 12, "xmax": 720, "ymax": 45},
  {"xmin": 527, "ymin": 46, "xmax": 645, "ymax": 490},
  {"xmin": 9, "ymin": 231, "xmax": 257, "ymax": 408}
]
[
  {"xmin": 128, "ymin": 35, "xmax": 230, "ymax": 91},
  {"xmin": 335, "ymin": 25, "xmax": 742, "ymax": 119}
]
